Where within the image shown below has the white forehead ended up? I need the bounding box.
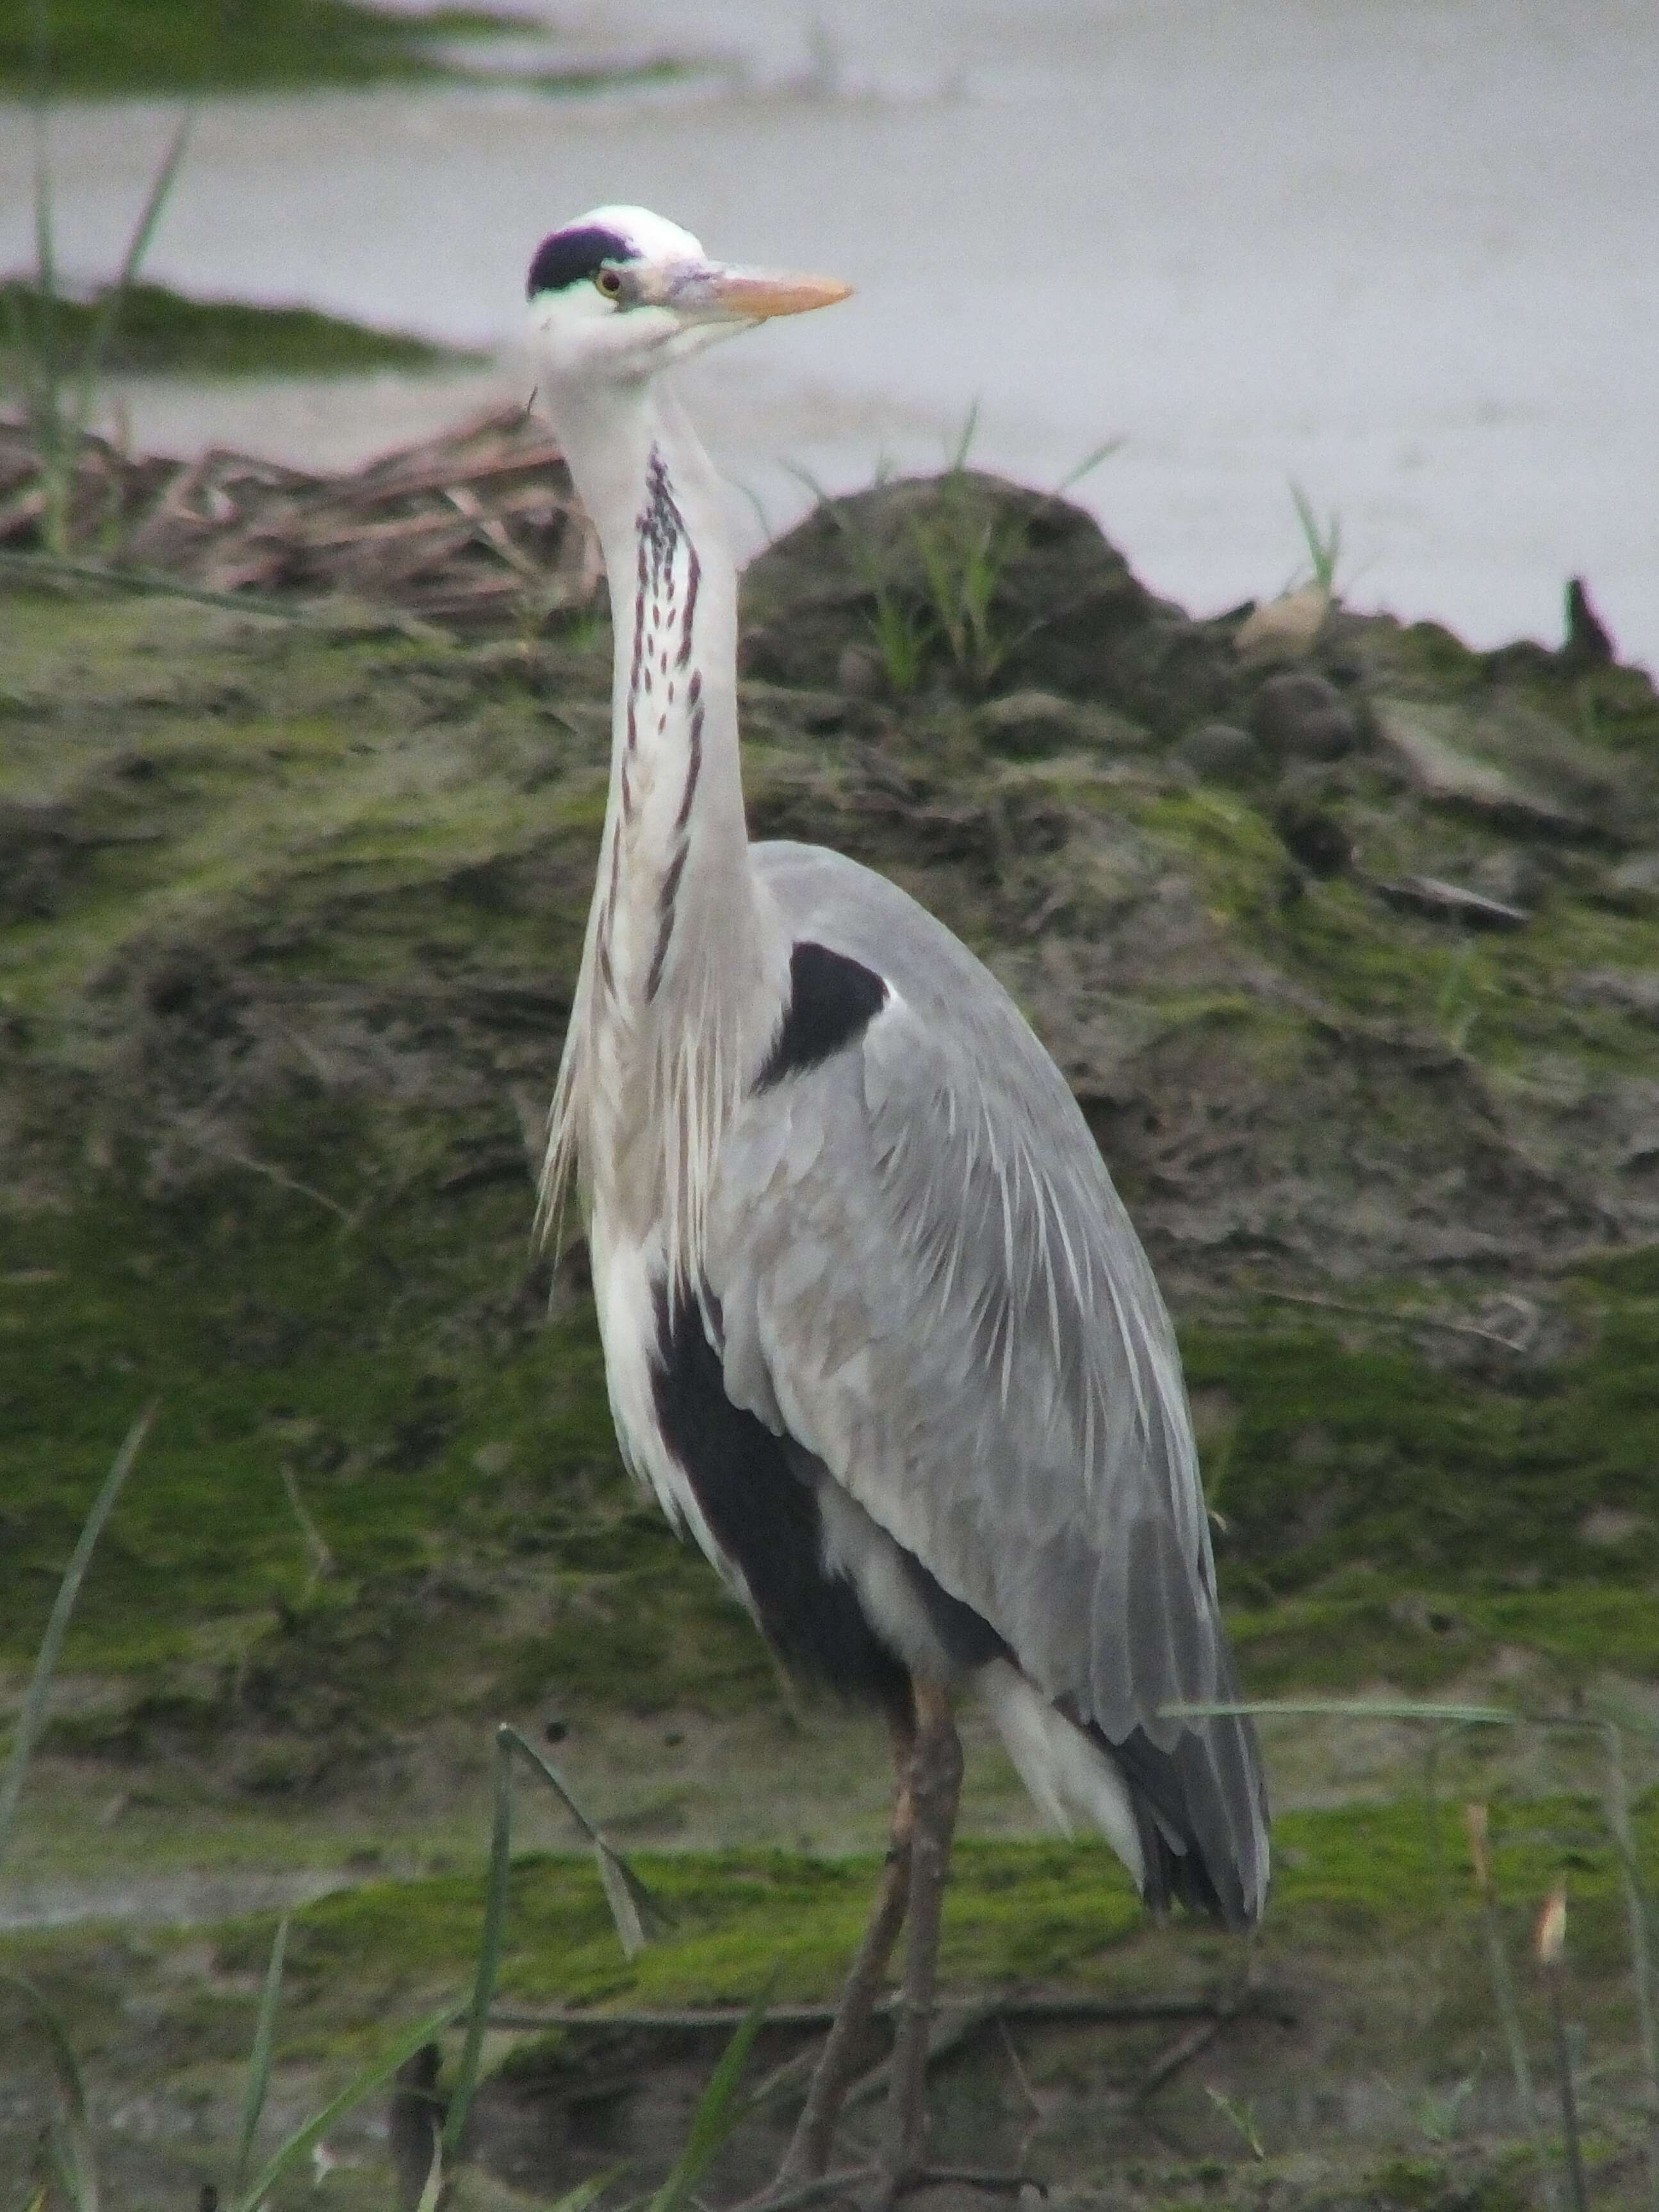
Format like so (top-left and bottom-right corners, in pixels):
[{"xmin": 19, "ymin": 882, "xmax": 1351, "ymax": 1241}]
[{"xmin": 576, "ymin": 204, "xmax": 706, "ymax": 263}]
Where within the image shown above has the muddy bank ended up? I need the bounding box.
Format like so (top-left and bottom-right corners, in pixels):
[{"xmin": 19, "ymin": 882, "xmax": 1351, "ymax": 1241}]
[{"xmin": 4, "ymin": 452, "xmax": 1659, "ymax": 1776}]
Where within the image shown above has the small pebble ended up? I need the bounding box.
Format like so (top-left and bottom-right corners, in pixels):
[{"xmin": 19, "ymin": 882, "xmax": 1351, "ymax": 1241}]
[
  {"xmin": 1172, "ymin": 720, "xmax": 1260, "ymax": 783},
  {"xmin": 837, "ymin": 644, "xmax": 881, "ymax": 698},
  {"xmin": 1250, "ymin": 671, "xmax": 1358, "ymax": 761}
]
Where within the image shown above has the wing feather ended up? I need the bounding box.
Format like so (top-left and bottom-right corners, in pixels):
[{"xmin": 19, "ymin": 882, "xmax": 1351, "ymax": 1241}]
[{"xmin": 704, "ymin": 840, "xmax": 1266, "ymax": 1918}]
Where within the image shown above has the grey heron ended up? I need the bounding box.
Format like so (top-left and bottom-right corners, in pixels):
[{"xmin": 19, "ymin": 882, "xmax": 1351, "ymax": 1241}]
[{"xmin": 527, "ymin": 206, "xmax": 1268, "ymax": 2198}]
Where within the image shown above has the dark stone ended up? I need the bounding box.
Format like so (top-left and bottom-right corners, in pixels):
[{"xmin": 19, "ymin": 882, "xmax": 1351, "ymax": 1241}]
[
  {"xmin": 1172, "ymin": 720, "xmax": 1261, "ymax": 783},
  {"xmin": 1273, "ymin": 801, "xmax": 1353, "ymax": 877},
  {"xmin": 1250, "ymin": 672, "xmax": 1359, "ymax": 761}
]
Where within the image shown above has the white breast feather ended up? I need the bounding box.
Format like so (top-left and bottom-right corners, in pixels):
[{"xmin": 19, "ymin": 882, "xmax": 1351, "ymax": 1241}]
[{"xmin": 590, "ymin": 1220, "xmax": 746, "ymax": 1602}]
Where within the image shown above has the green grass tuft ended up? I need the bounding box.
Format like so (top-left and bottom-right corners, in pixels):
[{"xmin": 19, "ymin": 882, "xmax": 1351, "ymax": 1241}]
[{"xmin": 0, "ymin": 0, "xmax": 526, "ymax": 95}]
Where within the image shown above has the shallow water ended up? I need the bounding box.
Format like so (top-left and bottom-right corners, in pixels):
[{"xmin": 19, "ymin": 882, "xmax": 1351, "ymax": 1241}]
[
  {"xmin": 1, "ymin": 0, "xmax": 1655, "ymax": 666},
  {"xmin": 0, "ymin": 1867, "xmax": 350, "ymax": 1931}
]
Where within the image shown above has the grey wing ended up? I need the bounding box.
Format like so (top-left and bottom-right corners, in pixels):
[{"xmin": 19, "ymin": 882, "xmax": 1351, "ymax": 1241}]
[{"xmin": 707, "ymin": 840, "xmax": 1267, "ymax": 1922}]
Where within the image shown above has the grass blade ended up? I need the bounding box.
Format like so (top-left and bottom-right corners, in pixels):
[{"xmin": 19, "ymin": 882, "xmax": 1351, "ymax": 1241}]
[
  {"xmin": 0, "ymin": 1405, "xmax": 155, "ymax": 1871},
  {"xmin": 413, "ymin": 2124, "xmax": 446, "ymax": 2212},
  {"xmin": 1163, "ymin": 1697, "xmax": 1519, "ymax": 1727},
  {"xmin": 1466, "ymin": 1808, "xmax": 1557, "ymax": 2210},
  {"xmin": 231, "ymin": 1913, "xmax": 290, "ymax": 2198},
  {"xmin": 227, "ymin": 1998, "xmax": 466, "ymax": 2212},
  {"xmin": 1537, "ymin": 1889, "xmax": 1588, "ymax": 2212},
  {"xmin": 21, "ymin": 101, "xmax": 63, "ymax": 479},
  {"xmin": 280, "ymin": 1465, "xmax": 335, "ymax": 1602},
  {"xmin": 597, "ymin": 1849, "xmax": 648, "ymax": 1960},
  {"xmin": 1054, "ymin": 435, "xmax": 1123, "ymax": 494},
  {"xmin": 1600, "ymin": 1724, "xmax": 1659, "ymax": 2208},
  {"xmin": 500, "ymin": 1724, "xmax": 671, "ymax": 1955},
  {"xmin": 442, "ymin": 1725, "xmax": 515, "ymax": 2157},
  {"xmin": 67, "ymin": 115, "xmax": 192, "ymax": 450},
  {"xmin": 3, "ymin": 1975, "xmax": 99, "ymax": 2212},
  {"xmin": 945, "ymin": 399, "xmax": 980, "ymax": 476},
  {"xmin": 1289, "ymin": 479, "xmax": 1342, "ymax": 593},
  {"xmin": 645, "ymin": 1983, "xmax": 774, "ymax": 2212},
  {"xmin": 546, "ymin": 2174, "xmax": 622, "ymax": 2212}
]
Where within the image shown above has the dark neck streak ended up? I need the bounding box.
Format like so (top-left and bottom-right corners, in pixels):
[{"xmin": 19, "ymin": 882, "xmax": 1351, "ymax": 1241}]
[{"xmin": 611, "ymin": 446, "xmax": 706, "ymax": 1009}]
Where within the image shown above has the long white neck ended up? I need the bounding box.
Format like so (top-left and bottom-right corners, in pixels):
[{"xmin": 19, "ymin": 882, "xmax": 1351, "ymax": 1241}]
[{"xmin": 539, "ymin": 372, "xmax": 787, "ymax": 1279}]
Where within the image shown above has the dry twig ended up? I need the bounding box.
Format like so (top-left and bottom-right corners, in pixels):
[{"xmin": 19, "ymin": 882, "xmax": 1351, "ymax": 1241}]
[{"xmin": 0, "ymin": 403, "xmax": 602, "ymax": 630}]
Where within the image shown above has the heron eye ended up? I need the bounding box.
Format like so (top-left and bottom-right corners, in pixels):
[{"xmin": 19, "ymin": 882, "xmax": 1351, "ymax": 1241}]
[{"xmin": 594, "ymin": 268, "xmax": 623, "ymax": 300}]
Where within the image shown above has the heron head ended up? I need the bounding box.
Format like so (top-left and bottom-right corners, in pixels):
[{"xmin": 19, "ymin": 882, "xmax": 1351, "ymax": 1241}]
[{"xmin": 526, "ymin": 205, "xmax": 851, "ymax": 389}]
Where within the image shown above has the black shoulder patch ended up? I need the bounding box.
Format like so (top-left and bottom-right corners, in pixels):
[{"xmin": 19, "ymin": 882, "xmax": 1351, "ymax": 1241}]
[
  {"xmin": 527, "ymin": 224, "xmax": 635, "ymax": 300},
  {"xmin": 755, "ymin": 941, "xmax": 888, "ymax": 1091}
]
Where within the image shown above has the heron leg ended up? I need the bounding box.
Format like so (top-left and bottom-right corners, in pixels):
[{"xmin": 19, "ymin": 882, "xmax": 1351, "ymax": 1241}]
[
  {"xmin": 777, "ymin": 1702, "xmax": 917, "ymax": 2186},
  {"xmin": 876, "ymin": 1675, "xmax": 963, "ymax": 2205}
]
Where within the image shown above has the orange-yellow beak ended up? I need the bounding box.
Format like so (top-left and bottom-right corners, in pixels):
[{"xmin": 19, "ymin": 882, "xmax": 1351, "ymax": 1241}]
[{"xmin": 661, "ymin": 263, "xmax": 852, "ymax": 322}]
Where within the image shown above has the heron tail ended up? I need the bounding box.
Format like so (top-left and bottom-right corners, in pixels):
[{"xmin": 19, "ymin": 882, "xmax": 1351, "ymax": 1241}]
[{"xmin": 979, "ymin": 1659, "xmax": 1268, "ymax": 1931}]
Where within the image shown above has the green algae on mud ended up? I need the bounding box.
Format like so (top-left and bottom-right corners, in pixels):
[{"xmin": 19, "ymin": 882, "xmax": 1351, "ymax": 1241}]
[
  {"xmin": 2, "ymin": 0, "xmax": 537, "ymax": 95},
  {"xmin": 1184, "ymin": 1296, "xmax": 1659, "ymax": 1602},
  {"xmin": 227, "ymin": 1791, "xmax": 1659, "ymax": 2008},
  {"xmin": 5, "ymin": 1803, "xmax": 1657, "ymax": 2208},
  {"xmin": 0, "ymin": 279, "xmax": 482, "ymax": 379}
]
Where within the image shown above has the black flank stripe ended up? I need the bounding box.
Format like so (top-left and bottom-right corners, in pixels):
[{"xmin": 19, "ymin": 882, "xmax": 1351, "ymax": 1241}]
[
  {"xmin": 650, "ymin": 1283, "xmax": 911, "ymax": 1713},
  {"xmin": 755, "ymin": 941, "xmax": 889, "ymax": 1091}
]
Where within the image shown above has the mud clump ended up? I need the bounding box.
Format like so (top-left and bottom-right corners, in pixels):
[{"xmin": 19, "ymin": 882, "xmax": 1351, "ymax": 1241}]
[{"xmin": 740, "ymin": 470, "xmax": 1236, "ymax": 733}]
